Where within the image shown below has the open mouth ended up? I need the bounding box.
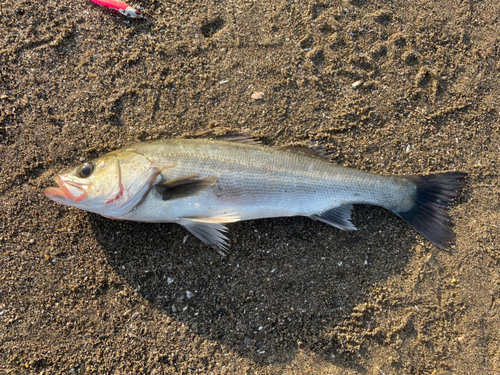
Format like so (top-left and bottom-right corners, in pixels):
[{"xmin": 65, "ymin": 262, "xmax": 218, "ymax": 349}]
[{"xmin": 44, "ymin": 176, "xmax": 87, "ymax": 203}]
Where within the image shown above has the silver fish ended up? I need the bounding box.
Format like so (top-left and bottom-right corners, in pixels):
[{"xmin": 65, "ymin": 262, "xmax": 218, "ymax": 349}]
[{"xmin": 44, "ymin": 136, "xmax": 466, "ymax": 249}]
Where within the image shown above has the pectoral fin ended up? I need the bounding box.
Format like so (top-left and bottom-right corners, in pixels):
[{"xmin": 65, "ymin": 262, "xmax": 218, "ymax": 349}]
[
  {"xmin": 311, "ymin": 204, "xmax": 356, "ymax": 231},
  {"xmin": 155, "ymin": 174, "xmax": 217, "ymax": 201},
  {"xmin": 178, "ymin": 213, "xmax": 241, "ymax": 250}
]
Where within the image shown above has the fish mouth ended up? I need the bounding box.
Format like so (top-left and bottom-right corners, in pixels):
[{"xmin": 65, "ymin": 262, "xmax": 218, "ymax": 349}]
[{"xmin": 44, "ymin": 176, "xmax": 87, "ymax": 203}]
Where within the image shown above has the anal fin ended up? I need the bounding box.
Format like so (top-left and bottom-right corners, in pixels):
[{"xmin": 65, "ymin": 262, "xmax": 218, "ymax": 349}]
[{"xmin": 311, "ymin": 204, "xmax": 356, "ymax": 231}]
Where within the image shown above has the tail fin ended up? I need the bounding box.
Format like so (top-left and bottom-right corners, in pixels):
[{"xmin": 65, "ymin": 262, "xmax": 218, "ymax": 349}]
[{"xmin": 393, "ymin": 172, "xmax": 467, "ymax": 249}]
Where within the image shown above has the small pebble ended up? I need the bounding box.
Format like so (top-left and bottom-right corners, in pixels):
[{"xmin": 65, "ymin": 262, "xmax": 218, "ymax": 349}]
[{"xmin": 251, "ymin": 92, "xmax": 265, "ymax": 100}]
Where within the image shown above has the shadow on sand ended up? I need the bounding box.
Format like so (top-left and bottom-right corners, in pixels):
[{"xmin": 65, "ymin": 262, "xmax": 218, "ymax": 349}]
[{"xmin": 91, "ymin": 205, "xmax": 416, "ymax": 368}]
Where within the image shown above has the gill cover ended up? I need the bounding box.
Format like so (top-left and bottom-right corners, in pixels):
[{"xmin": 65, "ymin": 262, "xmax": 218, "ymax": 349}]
[{"xmin": 45, "ymin": 150, "xmax": 163, "ymax": 219}]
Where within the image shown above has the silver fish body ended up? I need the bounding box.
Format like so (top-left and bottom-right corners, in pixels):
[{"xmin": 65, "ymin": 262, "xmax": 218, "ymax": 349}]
[
  {"xmin": 126, "ymin": 139, "xmax": 414, "ymax": 220},
  {"xmin": 45, "ymin": 137, "xmax": 466, "ymax": 249}
]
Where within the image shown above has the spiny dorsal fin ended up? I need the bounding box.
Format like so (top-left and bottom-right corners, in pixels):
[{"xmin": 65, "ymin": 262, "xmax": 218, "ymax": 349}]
[
  {"xmin": 155, "ymin": 174, "xmax": 217, "ymax": 201},
  {"xmin": 310, "ymin": 204, "xmax": 356, "ymax": 230},
  {"xmin": 190, "ymin": 130, "xmax": 261, "ymax": 145},
  {"xmin": 280, "ymin": 142, "xmax": 332, "ymax": 161}
]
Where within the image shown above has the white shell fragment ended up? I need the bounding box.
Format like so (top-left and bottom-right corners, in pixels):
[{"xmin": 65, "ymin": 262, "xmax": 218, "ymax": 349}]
[{"xmin": 352, "ymin": 80, "xmax": 363, "ymax": 88}]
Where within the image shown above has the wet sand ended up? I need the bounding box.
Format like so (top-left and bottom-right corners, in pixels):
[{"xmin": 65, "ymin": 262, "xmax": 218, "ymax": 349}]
[{"xmin": 1, "ymin": 0, "xmax": 499, "ymax": 373}]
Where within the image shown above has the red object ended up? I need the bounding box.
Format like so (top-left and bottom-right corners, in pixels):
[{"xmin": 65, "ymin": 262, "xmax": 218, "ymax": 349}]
[
  {"xmin": 89, "ymin": 0, "xmax": 143, "ymax": 17},
  {"xmin": 91, "ymin": 0, "xmax": 128, "ymax": 11}
]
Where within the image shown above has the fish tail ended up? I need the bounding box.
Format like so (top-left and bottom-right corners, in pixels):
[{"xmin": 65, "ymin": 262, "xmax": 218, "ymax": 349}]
[{"xmin": 393, "ymin": 172, "xmax": 467, "ymax": 249}]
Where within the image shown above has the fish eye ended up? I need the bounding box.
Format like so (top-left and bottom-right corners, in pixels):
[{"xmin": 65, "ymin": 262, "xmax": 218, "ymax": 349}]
[{"xmin": 78, "ymin": 162, "xmax": 94, "ymax": 178}]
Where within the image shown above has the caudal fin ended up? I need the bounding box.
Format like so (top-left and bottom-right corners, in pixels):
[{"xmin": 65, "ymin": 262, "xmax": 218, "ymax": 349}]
[{"xmin": 394, "ymin": 172, "xmax": 467, "ymax": 249}]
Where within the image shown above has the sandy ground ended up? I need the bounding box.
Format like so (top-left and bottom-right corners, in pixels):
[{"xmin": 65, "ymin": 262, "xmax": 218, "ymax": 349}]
[{"xmin": 1, "ymin": 0, "xmax": 500, "ymax": 373}]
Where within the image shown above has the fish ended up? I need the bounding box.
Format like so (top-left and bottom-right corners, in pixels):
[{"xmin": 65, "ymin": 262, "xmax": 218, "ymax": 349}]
[
  {"xmin": 44, "ymin": 135, "xmax": 466, "ymax": 250},
  {"xmin": 89, "ymin": 0, "xmax": 143, "ymax": 18}
]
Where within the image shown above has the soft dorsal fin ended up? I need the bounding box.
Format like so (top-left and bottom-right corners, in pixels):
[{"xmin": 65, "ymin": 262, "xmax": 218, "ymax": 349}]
[
  {"xmin": 191, "ymin": 130, "xmax": 261, "ymax": 145},
  {"xmin": 155, "ymin": 174, "xmax": 217, "ymax": 201},
  {"xmin": 310, "ymin": 204, "xmax": 356, "ymax": 230},
  {"xmin": 216, "ymin": 133, "xmax": 261, "ymax": 145},
  {"xmin": 280, "ymin": 143, "xmax": 332, "ymax": 161}
]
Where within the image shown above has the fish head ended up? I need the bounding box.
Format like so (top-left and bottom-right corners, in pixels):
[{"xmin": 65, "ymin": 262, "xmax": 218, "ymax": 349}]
[
  {"xmin": 119, "ymin": 6, "xmax": 143, "ymax": 18},
  {"xmin": 44, "ymin": 150, "xmax": 162, "ymax": 219}
]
